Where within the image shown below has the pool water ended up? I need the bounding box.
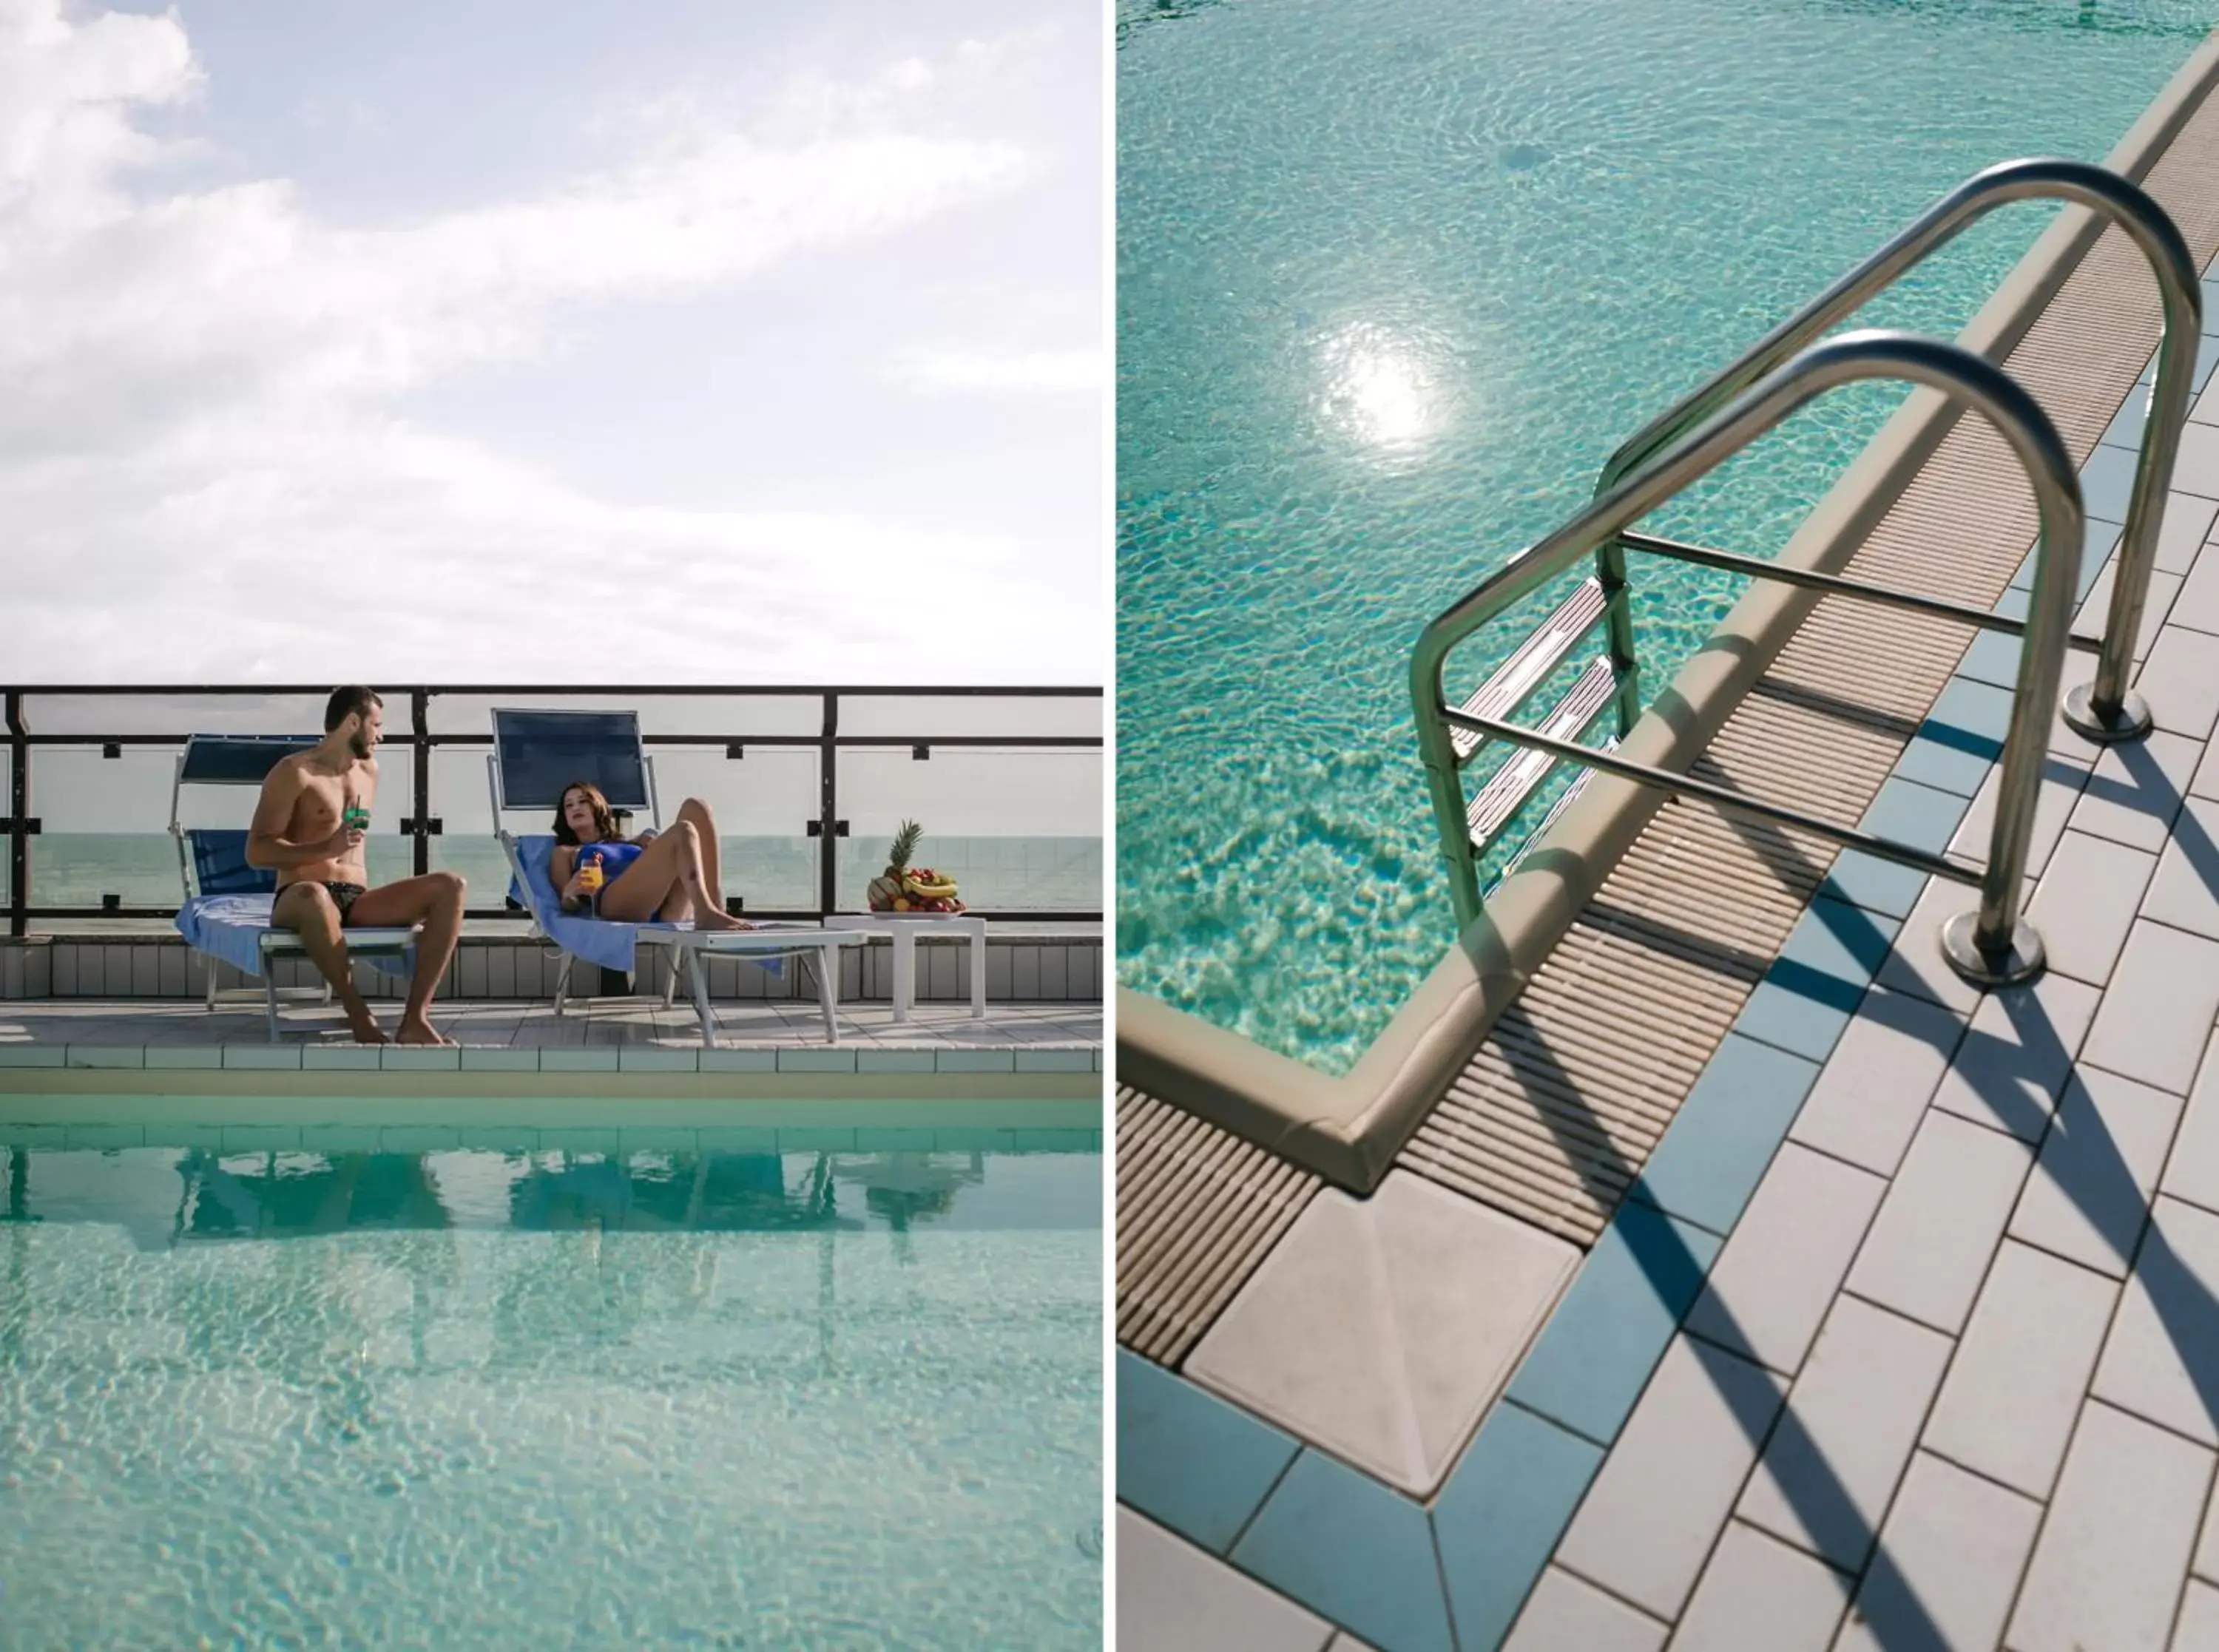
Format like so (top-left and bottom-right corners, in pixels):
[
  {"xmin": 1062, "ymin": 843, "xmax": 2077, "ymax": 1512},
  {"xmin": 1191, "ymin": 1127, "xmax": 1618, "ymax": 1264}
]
[
  {"xmin": 0, "ymin": 1136, "xmax": 1101, "ymax": 1649},
  {"xmin": 1118, "ymin": 0, "xmax": 2219, "ymax": 1072}
]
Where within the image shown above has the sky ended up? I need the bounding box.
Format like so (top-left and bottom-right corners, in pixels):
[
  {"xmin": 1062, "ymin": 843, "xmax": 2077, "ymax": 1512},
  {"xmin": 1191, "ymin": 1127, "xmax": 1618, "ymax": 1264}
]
[{"xmin": 0, "ymin": 0, "xmax": 1107, "ymax": 685}]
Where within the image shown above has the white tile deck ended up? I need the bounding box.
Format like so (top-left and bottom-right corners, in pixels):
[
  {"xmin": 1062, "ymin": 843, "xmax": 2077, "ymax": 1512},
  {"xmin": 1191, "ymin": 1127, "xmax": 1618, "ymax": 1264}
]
[
  {"xmin": 1919, "ymin": 1240, "xmax": 2119, "ymax": 1500},
  {"xmin": 0, "ymin": 996, "xmax": 1101, "ymax": 1054},
  {"xmin": 1669, "ymin": 1522, "xmax": 1849, "ymax": 1652},
  {"xmin": 1682, "ymin": 1144, "xmax": 1887, "ymax": 1376},
  {"xmin": 1553, "ymin": 1334, "xmax": 1786, "ymax": 1621},
  {"xmin": 2007, "ymin": 1401, "xmax": 2215, "ymax": 1652},
  {"xmin": 1118, "ymin": 1510, "xmax": 1340, "ymax": 1652},
  {"xmin": 1523, "ymin": 456, "xmax": 2219, "ymax": 1649},
  {"xmin": 1499, "ymin": 1569, "xmax": 1665, "ymax": 1652}
]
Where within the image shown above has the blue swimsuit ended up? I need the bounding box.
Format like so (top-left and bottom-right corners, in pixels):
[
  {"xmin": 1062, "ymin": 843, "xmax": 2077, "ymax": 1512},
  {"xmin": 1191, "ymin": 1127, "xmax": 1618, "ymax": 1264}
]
[{"xmin": 578, "ymin": 842, "xmax": 644, "ymax": 881}]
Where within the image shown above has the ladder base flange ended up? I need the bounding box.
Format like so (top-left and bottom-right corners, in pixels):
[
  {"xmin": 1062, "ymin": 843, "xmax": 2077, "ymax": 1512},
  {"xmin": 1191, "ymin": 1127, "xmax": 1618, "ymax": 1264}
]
[
  {"xmin": 2060, "ymin": 683, "xmax": 2153, "ymax": 744},
  {"xmin": 1939, "ymin": 910, "xmax": 2047, "ymax": 988}
]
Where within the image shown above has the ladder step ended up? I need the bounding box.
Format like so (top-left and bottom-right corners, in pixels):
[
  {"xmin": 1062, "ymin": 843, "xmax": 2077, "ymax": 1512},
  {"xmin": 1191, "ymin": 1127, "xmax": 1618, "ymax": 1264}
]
[
  {"xmin": 1488, "ymin": 739, "xmax": 1615, "ymax": 895},
  {"xmin": 1450, "ymin": 577, "xmax": 1610, "ymax": 763},
  {"xmin": 1467, "ymin": 656, "xmax": 1618, "ymax": 852}
]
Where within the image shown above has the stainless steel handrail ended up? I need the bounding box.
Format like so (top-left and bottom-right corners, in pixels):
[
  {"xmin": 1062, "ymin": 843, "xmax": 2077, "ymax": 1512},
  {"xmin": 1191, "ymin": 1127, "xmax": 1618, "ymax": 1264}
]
[
  {"xmin": 1590, "ymin": 157, "xmax": 2198, "ymax": 742},
  {"xmin": 1413, "ymin": 331, "xmax": 2083, "ymax": 986}
]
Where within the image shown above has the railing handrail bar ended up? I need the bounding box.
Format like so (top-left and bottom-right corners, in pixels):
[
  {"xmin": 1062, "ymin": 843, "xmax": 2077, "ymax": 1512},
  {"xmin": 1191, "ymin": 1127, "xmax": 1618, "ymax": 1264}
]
[
  {"xmin": 3, "ymin": 732, "xmax": 1107, "ymax": 750},
  {"xmin": 1595, "ymin": 155, "xmax": 2198, "ymax": 738},
  {"xmin": 1438, "ymin": 704, "xmax": 1985, "ymax": 888},
  {"xmin": 10, "ymin": 908, "xmax": 1105, "ymax": 924},
  {"xmin": 1597, "ymin": 159, "xmax": 2195, "ymax": 493},
  {"xmin": 0, "ymin": 683, "xmax": 1104, "ymax": 698},
  {"xmin": 1412, "ymin": 330, "xmax": 2083, "ymax": 971},
  {"xmin": 1618, "ymin": 530, "xmax": 2103, "ymax": 652}
]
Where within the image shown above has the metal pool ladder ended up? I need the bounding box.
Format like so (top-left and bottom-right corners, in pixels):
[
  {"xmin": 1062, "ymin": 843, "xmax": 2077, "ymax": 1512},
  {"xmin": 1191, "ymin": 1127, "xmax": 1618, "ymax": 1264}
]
[{"xmin": 1411, "ymin": 158, "xmax": 2201, "ymax": 988}]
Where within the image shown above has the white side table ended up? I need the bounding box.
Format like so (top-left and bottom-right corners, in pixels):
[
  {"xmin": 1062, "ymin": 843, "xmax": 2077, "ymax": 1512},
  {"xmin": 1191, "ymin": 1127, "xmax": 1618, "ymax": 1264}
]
[{"xmin": 823, "ymin": 913, "xmax": 989, "ymax": 1023}]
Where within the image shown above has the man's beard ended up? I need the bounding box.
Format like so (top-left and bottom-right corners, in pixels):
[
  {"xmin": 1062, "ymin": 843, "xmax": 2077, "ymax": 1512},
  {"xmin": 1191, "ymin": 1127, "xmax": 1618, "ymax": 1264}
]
[{"xmin": 349, "ymin": 730, "xmax": 374, "ymax": 760}]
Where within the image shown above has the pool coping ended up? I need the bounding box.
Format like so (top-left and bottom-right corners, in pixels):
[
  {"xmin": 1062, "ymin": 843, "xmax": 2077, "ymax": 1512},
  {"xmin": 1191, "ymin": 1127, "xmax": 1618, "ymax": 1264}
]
[
  {"xmin": 0, "ymin": 1065, "xmax": 1101, "ymax": 1100},
  {"xmin": 1115, "ymin": 30, "xmax": 2219, "ymax": 1194},
  {"xmin": 0, "ymin": 1089, "xmax": 1104, "ymax": 1133}
]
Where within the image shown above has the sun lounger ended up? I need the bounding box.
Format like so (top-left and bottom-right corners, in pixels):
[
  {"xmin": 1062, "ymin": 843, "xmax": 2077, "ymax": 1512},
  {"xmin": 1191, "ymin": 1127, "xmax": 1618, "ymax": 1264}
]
[
  {"xmin": 486, "ymin": 708, "xmax": 864, "ymax": 1046},
  {"xmin": 169, "ymin": 735, "xmax": 422, "ymax": 1042}
]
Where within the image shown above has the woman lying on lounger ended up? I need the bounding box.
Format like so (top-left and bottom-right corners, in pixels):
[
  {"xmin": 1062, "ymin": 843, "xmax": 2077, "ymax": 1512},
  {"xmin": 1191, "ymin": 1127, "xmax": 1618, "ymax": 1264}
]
[{"xmin": 550, "ymin": 782, "xmax": 756, "ymax": 930}]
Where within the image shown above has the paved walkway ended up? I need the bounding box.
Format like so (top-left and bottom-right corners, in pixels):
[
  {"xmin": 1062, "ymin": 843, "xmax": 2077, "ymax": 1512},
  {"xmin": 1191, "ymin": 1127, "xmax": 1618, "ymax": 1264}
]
[
  {"xmin": 0, "ymin": 998, "xmax": 1102, "ymax": 1076},
  {"xmin": 1476, "ymin": 355, "xmax": 2219, "ymax": 1649}
]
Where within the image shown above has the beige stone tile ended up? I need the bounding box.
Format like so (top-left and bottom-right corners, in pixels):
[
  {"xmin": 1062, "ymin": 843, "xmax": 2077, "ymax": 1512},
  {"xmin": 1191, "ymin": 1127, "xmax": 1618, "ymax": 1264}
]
[{"xmin": 1183, "ymin": 1171, "xmax": 1577, "ymax": 1498}]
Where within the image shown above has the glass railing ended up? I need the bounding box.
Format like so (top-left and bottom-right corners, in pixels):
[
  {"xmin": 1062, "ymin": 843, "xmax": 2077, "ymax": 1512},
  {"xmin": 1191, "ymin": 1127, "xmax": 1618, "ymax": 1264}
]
[{"xmin": 1, "ymin": 685, "xmax": 1103, "ymax": 932}]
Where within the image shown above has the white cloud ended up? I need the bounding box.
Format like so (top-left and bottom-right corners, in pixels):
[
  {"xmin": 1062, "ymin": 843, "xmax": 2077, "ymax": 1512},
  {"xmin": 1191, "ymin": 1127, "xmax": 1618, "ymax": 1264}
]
[
  {"xmin": 0, "ymin": 0, "xmax": 1099, "ymax": 683},
  {"xmin": 894, "ymin": 346, "xmax": 1101, "ymax": 394}
]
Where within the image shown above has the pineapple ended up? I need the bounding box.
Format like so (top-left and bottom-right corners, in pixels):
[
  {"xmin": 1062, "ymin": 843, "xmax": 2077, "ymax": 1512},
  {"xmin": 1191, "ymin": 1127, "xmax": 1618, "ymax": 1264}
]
[
  {"xmin": 865, "ymin": 819, "xmax": 963, "ymax": 913},
  {"xmin": 867, "ymin": 820, "xmax": 925, "ymax": 911}
]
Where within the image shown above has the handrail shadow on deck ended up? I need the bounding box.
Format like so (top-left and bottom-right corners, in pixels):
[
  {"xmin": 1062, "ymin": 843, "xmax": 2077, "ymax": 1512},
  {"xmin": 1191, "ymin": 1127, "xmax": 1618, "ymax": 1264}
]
[{"xmin": 1483, "ymin": 762, "xmax": 2219, "ymax": 1644}]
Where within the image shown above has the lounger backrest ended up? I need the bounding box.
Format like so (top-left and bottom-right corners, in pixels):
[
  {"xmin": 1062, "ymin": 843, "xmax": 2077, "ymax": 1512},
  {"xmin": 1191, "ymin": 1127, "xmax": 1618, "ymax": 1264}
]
[
  {"xmin": 186, "ymin": 830, "xmax": 274, "ymax": 897},
  {"xmin": 487, "ymin": 708, "xmax": 655, "ymax": 819},
  {"xmin": 172, "ymin": 735, "xmax": 319, "ymax": 901}
]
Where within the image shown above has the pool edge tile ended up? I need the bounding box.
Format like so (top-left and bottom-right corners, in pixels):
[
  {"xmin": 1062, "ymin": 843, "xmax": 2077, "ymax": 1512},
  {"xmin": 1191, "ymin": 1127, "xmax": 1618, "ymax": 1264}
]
[
  {"xmin": 1231, "ymin": 1449, "xmax": 1453, "ymax": 1652},
  {"xmin": 1433, "ymin": 1401, "xmax": 1607, "ymax": 1652},
  {"xmin": 1627, "ymin": 1034, "xmax": 1821, "ymax": 1238},
  {"xmin": 1117, "ymin": 1348, "xmax": 1303, "ymax": 1555},
  {"xmin": 1504, "ymin": 1199, "xmax": 1726, "ymax": 1446}
]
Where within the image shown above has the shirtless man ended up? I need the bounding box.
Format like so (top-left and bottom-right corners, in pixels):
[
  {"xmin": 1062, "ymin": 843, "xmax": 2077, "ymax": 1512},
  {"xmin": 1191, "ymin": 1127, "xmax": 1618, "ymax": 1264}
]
[{"xmin": 247, "ymin": 686, "xmax": 466, "ymax": 1046}]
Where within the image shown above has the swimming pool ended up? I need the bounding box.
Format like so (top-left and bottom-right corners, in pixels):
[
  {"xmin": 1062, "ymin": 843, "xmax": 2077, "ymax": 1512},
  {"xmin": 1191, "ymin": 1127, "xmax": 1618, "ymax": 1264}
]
[
  {"xmin": 0, "ymin": 1123, "xmax": 1101, "ymax": 1648},
  {"xmin": 1118, "ymin": 0, "xmax": 2219, "ymax": 1072}
]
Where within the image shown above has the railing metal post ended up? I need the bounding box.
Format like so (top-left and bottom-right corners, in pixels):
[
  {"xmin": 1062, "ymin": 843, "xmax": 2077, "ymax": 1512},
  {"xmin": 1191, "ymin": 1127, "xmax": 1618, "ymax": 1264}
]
[
  {"xmin": 6, "ymin": 693, "xmax": 27, "ymax": 939},
  {"xmin": 1413, "ymin": 331, "xmax": 2081, "ymax": 989},
  {"xmin": 2064, "ymin": 306, "xmax": 2199, "ymax": 741},
  {"xmin": 818, "ymin": 692, "xmax": 840, "ymax": 918},
  {"xmin": 1942, "ymin": 477, "xmax": 2078, "ymax": 981},
  {"xmin": 1415, "ymin": 700, "xmax": 1484, "ymax": 935},
  {"xmin": 410, "ymin": 688, "xmax": 431, "ymax": 879},
  {"xmin": 1595, "ymin": 543, "xmax": 1642, "ymax": 739}
]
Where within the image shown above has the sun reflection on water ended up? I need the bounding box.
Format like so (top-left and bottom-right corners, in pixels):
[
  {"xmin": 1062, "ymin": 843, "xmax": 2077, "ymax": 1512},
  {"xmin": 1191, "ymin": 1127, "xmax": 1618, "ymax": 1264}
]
[{"xmin": 1314, "ymin": 319, "xmax": 1456, "ymax": 462}]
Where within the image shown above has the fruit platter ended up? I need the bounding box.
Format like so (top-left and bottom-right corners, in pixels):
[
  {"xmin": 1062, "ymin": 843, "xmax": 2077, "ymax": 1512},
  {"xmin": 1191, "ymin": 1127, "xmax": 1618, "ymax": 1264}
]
[{"xmin": 866, "ymin": 819, "xmax": 965, "ymax": 913}]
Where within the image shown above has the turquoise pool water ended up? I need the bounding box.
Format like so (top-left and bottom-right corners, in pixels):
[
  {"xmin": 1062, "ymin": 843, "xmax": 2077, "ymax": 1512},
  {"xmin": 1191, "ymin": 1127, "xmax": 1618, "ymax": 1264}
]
[
  {"xmin": 0, "ymin": 1132, "xmax": 1101, "ymax": 1648},
  {"xmin": 1118, "ymin": 0, "xmax": 2219, "ymax": 1072}
]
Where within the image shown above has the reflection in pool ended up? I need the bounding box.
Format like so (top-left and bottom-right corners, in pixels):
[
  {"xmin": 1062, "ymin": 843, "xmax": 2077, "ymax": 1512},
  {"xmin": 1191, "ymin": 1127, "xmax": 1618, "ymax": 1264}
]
[{"xmin": 0, "ymin": 1140, "xmax": 1102, "ymax": 1650}]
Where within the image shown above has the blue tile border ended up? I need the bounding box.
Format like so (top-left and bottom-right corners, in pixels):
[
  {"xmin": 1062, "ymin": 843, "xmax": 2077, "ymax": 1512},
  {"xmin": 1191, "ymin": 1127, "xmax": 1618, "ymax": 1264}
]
[
  {"xmin": 1894, "ymin": 677, "xmax": 2013, "ymax": 797},
  {"xmin": 1959, "ymin": 586, "xmax": 2030, "ymax": 686},
  {"xmin": 1233, "ymin": 1451, "xmax": 1455, "ymax": 1652},
  {"xmin": 2102, "ymin": 385, "xmax": 2151, "ymax": 450},
  {"xmin": 2081, "ymin": 441, "xmax": 2142, "ymax": 524},
  {"xmin": 1820, "ymin": 778, "xmax": 1971, "ymax": 920},
  {"xmin": 1433, "ymin": 1401, "xmax": 1606, "ymax": 1652},
  {"xmin": 1508, "ymin": 1198, "xmax": 1727, "ymax": 1443},
  {"xmin": 1733, "ymin": 898, "xmax": 1901, "ymax": 1063},
  {"xmin": 1116, "ymin": 1350, "xmax": 1300, "ymax": 1554},
  {"xmin": 2010, "ymin": 515, "xmax": 2120, "ymax": 598}
]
